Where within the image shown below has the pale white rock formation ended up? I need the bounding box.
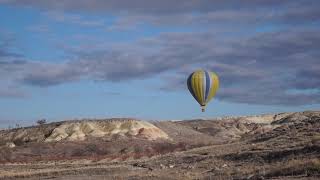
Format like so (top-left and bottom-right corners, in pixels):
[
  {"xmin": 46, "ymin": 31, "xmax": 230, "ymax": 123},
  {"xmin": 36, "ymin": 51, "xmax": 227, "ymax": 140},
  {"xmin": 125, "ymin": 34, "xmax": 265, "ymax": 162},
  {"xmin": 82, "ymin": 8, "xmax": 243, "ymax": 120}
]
[
  {"xmin": 45, "ymin": 120, "xmax": 169, "ymax": 142},
  {"xmin": 5, "ymin": 142, "xmax": 15, "ymax": 148}
]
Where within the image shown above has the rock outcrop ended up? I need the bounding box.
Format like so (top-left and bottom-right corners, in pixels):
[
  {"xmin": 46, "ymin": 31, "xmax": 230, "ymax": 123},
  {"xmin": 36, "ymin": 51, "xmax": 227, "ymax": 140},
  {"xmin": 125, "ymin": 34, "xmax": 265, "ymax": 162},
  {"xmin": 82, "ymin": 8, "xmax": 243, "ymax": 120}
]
[{"xmin": 45, "ymin": 120, "xmax": 169, "ymax": 142}]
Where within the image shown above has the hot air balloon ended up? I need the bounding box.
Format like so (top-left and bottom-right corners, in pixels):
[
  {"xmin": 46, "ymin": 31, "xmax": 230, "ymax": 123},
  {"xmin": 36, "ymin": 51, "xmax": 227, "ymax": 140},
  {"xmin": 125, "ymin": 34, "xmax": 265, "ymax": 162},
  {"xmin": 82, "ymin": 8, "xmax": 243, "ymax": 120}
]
[{"xmin": 187, "ymin": 69, "xmax": 219, "ymax": 112}]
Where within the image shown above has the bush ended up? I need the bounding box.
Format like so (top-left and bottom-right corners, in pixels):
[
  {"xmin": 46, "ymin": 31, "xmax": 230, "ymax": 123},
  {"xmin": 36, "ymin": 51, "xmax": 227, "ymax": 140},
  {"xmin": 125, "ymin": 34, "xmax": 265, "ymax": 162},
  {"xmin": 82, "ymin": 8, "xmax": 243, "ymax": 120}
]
[{"xmin": 37, "ymin": 119, "xmax": 47, "ymax": 125}]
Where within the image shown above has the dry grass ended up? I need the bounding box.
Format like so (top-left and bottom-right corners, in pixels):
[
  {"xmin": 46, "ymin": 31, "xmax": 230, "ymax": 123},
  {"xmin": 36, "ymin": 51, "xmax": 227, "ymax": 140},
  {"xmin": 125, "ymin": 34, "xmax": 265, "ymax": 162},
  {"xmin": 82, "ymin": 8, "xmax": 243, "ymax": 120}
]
[{"xmin": 262, "ymin": 159, "xmax": 320, "ymax": 178}]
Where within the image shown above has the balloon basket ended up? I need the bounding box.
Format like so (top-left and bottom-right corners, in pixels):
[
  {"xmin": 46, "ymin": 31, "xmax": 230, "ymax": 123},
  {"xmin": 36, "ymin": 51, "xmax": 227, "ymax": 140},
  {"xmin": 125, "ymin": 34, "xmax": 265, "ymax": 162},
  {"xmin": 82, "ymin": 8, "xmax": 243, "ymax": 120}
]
[{"xmin": 201, "ymin": 106, "xmax": 206, "ymax": 112}]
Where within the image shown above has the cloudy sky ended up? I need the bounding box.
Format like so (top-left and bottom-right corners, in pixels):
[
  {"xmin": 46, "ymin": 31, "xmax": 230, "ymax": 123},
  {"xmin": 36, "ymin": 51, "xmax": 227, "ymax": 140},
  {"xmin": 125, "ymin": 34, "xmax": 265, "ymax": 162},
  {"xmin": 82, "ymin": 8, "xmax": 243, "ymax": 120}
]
[{"xmin": 0, "ymin": 0, "xmax": 319, "ymax": 127}]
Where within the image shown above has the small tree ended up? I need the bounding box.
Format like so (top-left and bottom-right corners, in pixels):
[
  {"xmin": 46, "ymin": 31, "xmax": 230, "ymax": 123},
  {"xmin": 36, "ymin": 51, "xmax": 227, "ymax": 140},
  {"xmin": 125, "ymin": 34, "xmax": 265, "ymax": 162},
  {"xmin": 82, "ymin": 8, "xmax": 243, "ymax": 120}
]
[
  {"xmin": 37, "ymin": 119, "xmax": 47, "ymax": 125},
  {"xmin": 15, "ymin": 123, "xmax": 20, "ymax": 128}
]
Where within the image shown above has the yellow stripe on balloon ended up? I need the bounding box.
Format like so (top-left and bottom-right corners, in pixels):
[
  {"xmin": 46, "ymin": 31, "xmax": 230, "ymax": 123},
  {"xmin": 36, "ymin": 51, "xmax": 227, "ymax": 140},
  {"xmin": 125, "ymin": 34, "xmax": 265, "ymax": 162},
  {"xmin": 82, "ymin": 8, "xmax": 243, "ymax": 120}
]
[
  {"xmin": 192, "ymin": 70, "xmax": 206, "ymax": 106},
  {"xmin": 206, "ymin": 72, "xmax": 219, "ymax": 103}
]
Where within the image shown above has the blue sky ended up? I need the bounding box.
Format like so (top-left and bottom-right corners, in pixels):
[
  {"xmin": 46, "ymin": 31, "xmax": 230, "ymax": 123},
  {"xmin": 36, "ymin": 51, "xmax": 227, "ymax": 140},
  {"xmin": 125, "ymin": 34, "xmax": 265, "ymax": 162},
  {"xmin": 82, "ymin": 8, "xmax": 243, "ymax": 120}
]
[{"xmin": 0, "ymin": 1, "xmax": 319, "ymax": 128}]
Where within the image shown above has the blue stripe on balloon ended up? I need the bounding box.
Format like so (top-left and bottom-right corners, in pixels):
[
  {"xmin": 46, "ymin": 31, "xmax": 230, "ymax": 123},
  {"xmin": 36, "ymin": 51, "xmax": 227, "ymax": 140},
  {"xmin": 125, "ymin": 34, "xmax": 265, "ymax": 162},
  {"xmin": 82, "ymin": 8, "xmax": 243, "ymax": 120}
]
[
  {"xmin": 187, "ymin": 73, "xmax": 197, "ymax": 100},
  {"xmin": 205, "ymin": 71, "xmax": 210, "ymax": 101}
]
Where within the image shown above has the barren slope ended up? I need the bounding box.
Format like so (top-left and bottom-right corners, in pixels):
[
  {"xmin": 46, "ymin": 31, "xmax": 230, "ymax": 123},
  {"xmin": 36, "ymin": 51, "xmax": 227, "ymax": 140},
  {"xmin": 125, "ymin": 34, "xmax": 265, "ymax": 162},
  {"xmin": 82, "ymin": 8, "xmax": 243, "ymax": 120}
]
[{"xmin": 0, "ymin": 111, "xmax": 319, "ymax": 179}]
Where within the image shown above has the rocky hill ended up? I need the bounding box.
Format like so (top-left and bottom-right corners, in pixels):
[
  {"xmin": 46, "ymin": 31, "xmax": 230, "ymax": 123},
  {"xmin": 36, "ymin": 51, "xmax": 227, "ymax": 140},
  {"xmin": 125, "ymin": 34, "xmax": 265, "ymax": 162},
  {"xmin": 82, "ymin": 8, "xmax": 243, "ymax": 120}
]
[
  {"xmin": 0, "ymin": 111, "xmax": 319, "ymax": 179},
  {"xmin": 0, "ymin": 119, "xmax": 168, "ymax": 144}
]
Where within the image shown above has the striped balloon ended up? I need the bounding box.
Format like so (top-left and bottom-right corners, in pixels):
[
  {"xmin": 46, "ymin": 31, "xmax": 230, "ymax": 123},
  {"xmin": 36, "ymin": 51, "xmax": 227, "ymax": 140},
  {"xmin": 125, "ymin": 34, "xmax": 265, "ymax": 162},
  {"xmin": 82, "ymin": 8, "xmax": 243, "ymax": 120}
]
[{"xmin": 187, "ymin": 70, "xmax": 219, "ymax": 112}]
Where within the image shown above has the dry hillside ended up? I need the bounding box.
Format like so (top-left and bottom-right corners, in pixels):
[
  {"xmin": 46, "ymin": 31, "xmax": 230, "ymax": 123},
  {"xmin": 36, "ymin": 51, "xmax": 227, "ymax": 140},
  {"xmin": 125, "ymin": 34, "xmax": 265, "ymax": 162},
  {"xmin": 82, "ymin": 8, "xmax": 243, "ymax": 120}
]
[{"xmin": 0, "ymin": 111, "xmax": 319, "ymax": 179}]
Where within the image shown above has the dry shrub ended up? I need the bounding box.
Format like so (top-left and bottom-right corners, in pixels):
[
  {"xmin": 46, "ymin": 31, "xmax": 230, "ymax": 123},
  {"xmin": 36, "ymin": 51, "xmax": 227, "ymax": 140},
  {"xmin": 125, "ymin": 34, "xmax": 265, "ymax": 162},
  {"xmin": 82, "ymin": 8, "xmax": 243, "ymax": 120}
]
[
  {"xmin": 308, "ymin": 159, "xmax": 320, "ymax": 173},
  {"xmin": 152, "ymin": 142, "xmax": 187, "ymax": 155},
  {"xmin": 311, "ymin": 135, "xmax": 320, "ymax": 144},
  {"xmin": 133, "ymin": 153, "xmax": 145, "ymax": 159},
  {"xmin": 13, "ymin": 138, "xmax": 25, "ymax": 146},
  {"xmin": 120, "ymin": 154, "xmax": 131, "ymax": 161},
  {"xmin": 0, "ymin": 148, "xmax": 12, "ymax": 163}
]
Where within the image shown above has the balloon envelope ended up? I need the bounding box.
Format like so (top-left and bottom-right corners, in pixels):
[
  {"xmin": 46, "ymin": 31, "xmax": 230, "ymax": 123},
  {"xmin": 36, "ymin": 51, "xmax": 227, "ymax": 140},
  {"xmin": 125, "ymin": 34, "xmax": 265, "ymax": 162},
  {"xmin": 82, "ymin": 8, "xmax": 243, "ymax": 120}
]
[{"xmin": 187, "ymin": 70, "xmax": 219, "ymax": 112}]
